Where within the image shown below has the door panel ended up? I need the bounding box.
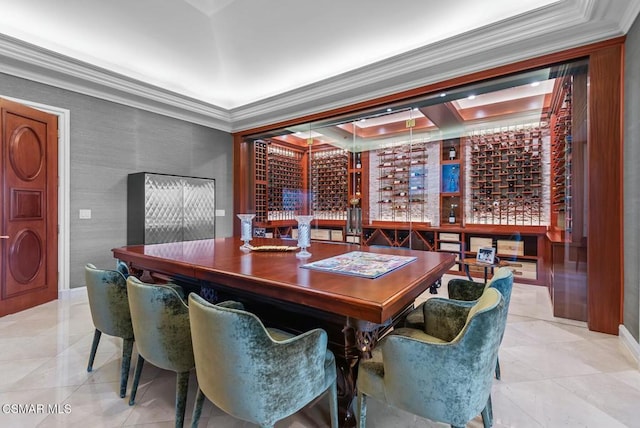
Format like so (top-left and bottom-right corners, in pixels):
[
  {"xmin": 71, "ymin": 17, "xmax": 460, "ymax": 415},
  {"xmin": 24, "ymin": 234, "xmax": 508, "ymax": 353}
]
[{"xmin": 1, "ymin": 98, "xmax": 58, "ymax": 316}]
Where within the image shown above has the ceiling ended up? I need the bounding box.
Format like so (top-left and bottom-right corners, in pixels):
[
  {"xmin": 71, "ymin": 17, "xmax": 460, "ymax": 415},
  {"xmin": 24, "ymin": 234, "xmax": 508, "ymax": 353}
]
[{"xmin": 0, "ymin": 0, "xmax": 638, "ymax": 132}]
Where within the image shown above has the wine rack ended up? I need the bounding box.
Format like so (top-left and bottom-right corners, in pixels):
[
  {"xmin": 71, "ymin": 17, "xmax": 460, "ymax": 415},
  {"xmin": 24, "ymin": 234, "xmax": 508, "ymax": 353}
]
[
  {"xmin": 550, "ymin": 77, "xmax": 573, "ymax": 234},
  {"xmin": 253, "ymin": 140, "xmax": 302, "ymax": 224},
  {"xmin": 253, "ymin": 140, "xmax": 268, "ymax": 223},
  {"xmin": 466, "ymin": 124, "xmax": 547, "ymax": 225},
  {"xmin": 374, "ymin": 142, "xmax": 429, "ymax": 222},
  {"xmin": 311, "ymin": 148, "xmax": 349, "ymax": 220}
]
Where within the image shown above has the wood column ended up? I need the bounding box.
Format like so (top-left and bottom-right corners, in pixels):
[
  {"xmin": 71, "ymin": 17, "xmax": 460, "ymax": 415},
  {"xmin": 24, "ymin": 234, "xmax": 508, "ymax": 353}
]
[{"xmin": 587, "ymin": 44, "xmax": 624, "ymax": 334}]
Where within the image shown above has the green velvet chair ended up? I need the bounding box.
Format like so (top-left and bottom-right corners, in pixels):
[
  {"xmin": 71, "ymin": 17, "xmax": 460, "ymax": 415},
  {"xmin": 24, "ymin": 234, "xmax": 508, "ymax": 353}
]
[
  {"xmin": 85, "ymin": 263, "xmax": 134, "ymax": 398},
  {"xmin": 357, "ymin": 288, "xmax": 506, "ymax": 428},
  {"xmin": 405, "ymin": 267, "xmax": 514, "ymax": 379},
  {"xmin": 187, "ymin": 293, "xmax": 339, "ymax": 428},
  {"xmin": 126, "ymin": 277, "xmax": 194, "ymax": 428}
]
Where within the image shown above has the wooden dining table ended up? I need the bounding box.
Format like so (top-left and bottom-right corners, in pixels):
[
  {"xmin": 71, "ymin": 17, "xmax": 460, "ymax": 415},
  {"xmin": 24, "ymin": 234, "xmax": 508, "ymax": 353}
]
[{"xmin": 113, "ymin": 237, "xmax": 455, "ymax": 427}]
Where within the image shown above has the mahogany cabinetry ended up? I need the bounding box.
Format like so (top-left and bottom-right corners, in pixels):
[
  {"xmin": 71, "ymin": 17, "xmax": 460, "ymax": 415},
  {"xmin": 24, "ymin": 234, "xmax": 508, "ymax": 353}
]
[{"xmin": 545, "ymin": 71, "xmax": 588, "ymax": 322}]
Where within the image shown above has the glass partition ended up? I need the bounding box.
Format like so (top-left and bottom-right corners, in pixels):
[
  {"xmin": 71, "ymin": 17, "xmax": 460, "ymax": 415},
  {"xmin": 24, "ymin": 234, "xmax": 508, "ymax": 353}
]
[{"xmin": 240, "ymin": 58, "xmax": 588, "ymax": 300}]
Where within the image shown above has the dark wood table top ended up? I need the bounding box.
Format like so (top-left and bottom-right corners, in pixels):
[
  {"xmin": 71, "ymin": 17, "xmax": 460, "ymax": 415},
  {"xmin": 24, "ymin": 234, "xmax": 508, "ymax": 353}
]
[{"xmin": 113, "ymin": 237, "xmax": 456, "ymax": 324}]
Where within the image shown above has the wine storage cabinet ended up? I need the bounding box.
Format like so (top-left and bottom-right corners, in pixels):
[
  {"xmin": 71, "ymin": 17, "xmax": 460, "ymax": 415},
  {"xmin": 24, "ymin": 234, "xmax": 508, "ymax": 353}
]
[{"xmin": 466, "ymin": 124, "xmax": 546, "ymax": 226}]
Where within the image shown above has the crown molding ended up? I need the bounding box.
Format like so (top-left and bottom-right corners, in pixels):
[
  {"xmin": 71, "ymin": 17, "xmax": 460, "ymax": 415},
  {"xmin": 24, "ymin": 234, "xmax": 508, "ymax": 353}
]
[
  {"xmin": 229, "ymin": 0, "xmax": 634, "ymax": 132},
  {"xmin": 0, "ymin": 0, "xmax": 637, "ymax": 134},
  {"xmin": 0, "ymin": 33, "xmax": 232, "ymax": 131}
]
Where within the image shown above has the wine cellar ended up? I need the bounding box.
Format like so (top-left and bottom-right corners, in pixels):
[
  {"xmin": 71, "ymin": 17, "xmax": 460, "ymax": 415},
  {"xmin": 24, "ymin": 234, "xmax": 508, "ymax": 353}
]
[
  {"xmin": 238, "ymin": 57, "xmax": 592, "ymax": 299},
  {"xmin": 245, "ymin": 125, "xmax": 558, "ymax": 285}
]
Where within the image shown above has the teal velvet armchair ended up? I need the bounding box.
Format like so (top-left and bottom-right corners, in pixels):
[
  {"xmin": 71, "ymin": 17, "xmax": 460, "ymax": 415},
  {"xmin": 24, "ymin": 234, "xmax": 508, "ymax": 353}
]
[
  {"xmin": 357, "ymin": 288, "xmax": 506, "ymax": 428},
  {"xmin": 405, "ymin": 267, "xmax": 514, "ymax": 380},
  {"xmin": 126, "ymin": 277, "xmax": 193, "ymax": 428},
  {"xmin": 187, "ymin": 293, "xmax": 339, "ymax": 428},
  {"xmin": 85, "ymin": 263, "xmax": 134, "ymax": 398}
]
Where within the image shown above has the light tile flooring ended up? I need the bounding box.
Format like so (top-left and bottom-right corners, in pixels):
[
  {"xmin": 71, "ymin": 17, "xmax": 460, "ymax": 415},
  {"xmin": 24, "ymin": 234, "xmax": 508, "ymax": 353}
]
[{"xmin": 1, "ymin": 276, "xmax": 639, "ymax": 427}]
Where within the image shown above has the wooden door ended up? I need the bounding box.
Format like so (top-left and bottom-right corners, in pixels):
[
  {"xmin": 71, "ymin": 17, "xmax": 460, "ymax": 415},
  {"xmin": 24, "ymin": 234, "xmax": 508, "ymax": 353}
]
[{"xmin": 0, "ymin": 98, "xmax": 58, "ymax": 316}]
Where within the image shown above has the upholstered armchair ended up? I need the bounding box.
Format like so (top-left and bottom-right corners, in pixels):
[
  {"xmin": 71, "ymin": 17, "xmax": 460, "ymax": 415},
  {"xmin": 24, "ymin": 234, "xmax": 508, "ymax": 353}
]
[
  {"xmin": 357, "ymin": 288, "xmax": 506, "ymax": 428},
  {"xmin": 187, "ymin": 293, "xmax": 339, "ymax": 428},
  {"xmin": 405, "ymin": 267, "xmax": 514, "ymax": 380},
  {"xmin": 85, "ymin": 263, "xmax": 134, "ymax": 398},
  {"xmin": 126, "ymin": 277, "xmax": 193, "ymax": 428}
]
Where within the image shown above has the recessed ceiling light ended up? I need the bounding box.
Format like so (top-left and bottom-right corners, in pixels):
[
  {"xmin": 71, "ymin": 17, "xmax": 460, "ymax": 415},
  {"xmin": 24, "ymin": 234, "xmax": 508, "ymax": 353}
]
[
  {"xmin": 440, "ymin": 93, "xmax": 447, "ymax": 97},
  {"xmin": 468, "ymin": 95, "xmax": 476, "ymax": 100},
  {"xmin": 386, "ymin": 108, "xmax": 392, "ymax": 112},
  {"xmin": 531, "ymin": 81, "xmax": 540, "ymax": 87}
]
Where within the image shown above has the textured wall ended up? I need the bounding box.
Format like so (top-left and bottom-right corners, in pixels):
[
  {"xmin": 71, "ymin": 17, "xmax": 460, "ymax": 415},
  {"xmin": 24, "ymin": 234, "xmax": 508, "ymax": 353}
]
[
  {"xmin": 0, "ymin": 73, "xmax": 233, "ymax": 288},
  {"xmin": 624, "ymin": 15, "xmax": 640, "ymax": 341}
]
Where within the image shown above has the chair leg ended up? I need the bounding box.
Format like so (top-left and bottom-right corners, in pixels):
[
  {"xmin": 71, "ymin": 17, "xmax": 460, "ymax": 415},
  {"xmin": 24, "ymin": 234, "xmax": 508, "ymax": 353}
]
[
  {"xmin": 120, "ymin": 338, "xmax": 134, "ymax": 398},
  {"xmin": 175, "ymin": 371, "xmax": 190, "ymax": 428},
  {"xmin": 191, "ymin": 388, "xmax": 206, "ymax": 428},
  {"xmin": 481, "ymin": 395, "xmax": 493, "ymax": 428},
  {"xmin": 356, "ymin": 392, "xmax": 367, "ymax": 428},
  {"xmin": 129, "ymin": 355, "xmax": 145, "ymax": 405},
  {"xmin": 328, "ymin": 380, "xmax": 338, "ymax": 428},
  {"xmin": 495, "ymin": 356, "xmax": 501, "ymax": 380},
  {"xmin": 87, "ymin": 329, "xmax": 102, "ymax": 372}
]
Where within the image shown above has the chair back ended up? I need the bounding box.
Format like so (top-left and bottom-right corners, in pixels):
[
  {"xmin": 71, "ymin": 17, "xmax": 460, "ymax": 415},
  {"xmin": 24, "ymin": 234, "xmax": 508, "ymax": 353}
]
[
  {"xmin": 85, "ymin": 263, "xmax": 133, "ymax": 339},
  {"xmin": 188, "ymin": 293, "xmax": 329, "ymax": 426},
  {"xmin": 485, "ymin": 266, "xmax": 514, "ymax": 307},
  {"xmin": 126, "ymin": 277, "xmax": 194, "ymax": 373},
  {"xmin": 382, "ymin": 288, "xmax": 505, "ymax": 426}
]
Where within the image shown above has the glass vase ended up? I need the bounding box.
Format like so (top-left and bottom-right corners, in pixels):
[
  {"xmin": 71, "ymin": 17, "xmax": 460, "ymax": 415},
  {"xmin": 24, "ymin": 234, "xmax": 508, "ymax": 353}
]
[
  {"xmin": 237, "ymin": 214, "xmax": 255, "ymax": 250},
  {"xmin": 295, "ymin": 215, "xmax": 314, "ymax": 258}
]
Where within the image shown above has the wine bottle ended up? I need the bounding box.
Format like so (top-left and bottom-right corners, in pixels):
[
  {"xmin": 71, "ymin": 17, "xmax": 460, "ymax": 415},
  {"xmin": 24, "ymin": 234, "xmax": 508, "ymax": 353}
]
[
  {"xmin": 448, "ymin": 205, "xmax": 456, "ymax": 224},
  {"xmin": 449, "ymin": 144, "xmax": 456, "ymax": 160},
  {"xmin": 355, "ymin": 152, "xmax": 362, "ymax": 169}
]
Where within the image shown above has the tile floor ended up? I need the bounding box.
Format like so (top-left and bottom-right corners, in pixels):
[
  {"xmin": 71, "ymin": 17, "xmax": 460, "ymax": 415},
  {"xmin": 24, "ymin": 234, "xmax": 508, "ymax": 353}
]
[{"xmin": 1, "ymin": 276, "xmax": 639, "ymax": 427}]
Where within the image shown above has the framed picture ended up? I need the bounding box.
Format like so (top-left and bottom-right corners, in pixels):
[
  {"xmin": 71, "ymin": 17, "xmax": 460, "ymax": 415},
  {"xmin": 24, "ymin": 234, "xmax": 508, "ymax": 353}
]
[
  {"xmin": 441, "ymin": 164, "xmax": 460, "ymax": 193},
  {"xmin": 476, "ymin": 247, "xmax": 496, "ymax": 264}
]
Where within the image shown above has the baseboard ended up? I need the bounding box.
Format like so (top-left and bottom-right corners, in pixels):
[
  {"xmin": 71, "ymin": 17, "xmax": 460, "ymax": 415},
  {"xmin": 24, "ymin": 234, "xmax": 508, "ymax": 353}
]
[
  {"xmin": 619, "ymin": 324, "xmax": 640, "ymax": 369},
  {"xmin": 58, "ymin": 286, "xmax": 86, "ymax": 300}
]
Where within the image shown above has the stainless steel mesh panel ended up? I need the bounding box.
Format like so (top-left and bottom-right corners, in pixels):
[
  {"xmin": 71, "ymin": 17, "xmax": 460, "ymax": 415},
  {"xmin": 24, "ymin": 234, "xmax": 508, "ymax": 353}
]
[
  {"xmin": 183, "ymin": 178, "xmax": 216, "ymax": 241},
  {"xmin": 142, "ymin": 174, "xmax": 215, "ymax": 244}
]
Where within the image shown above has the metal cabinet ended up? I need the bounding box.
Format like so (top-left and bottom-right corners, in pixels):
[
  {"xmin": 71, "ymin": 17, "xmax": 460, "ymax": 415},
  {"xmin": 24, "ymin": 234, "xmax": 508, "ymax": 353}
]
[{"xmin": 127, "ymin": 172, "xmax": 215, "ymax": 245}]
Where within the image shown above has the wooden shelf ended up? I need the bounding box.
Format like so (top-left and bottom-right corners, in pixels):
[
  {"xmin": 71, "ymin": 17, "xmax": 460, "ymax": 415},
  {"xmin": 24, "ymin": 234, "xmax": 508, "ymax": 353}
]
[{"xmin": 374, "ymin": 142, "xmax": 429, "ymax": 223}]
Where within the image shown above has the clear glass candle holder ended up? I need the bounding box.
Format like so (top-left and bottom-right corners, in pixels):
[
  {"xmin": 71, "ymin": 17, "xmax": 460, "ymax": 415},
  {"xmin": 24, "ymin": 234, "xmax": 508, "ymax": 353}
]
[
  {"xmin": 237, "ymin": 214, "xmax": 255, "ymax": 250},
  {"xmin": 295, "ymin": 215, "xmax": 314, "ymax": 258}
]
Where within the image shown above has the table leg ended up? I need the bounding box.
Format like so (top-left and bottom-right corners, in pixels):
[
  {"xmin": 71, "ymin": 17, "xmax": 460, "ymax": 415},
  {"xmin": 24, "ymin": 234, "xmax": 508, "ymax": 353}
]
[
  {"xmin": 429, "ymin": 278, "xmax": 441, "ymax": 294},
  {"xmin": 336, "ymin": 321, "xmax": 387, "ymax": 427},
  {"xmin": 465, "ymin": 263, "xmax": 473, "ymax": 281}
]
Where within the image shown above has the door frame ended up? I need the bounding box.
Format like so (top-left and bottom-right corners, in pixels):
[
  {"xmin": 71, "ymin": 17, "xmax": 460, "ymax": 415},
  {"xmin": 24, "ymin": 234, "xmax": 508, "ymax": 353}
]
[{"xmin": 3, "ymin": 95, "xmax": 70, "ymax": 296}]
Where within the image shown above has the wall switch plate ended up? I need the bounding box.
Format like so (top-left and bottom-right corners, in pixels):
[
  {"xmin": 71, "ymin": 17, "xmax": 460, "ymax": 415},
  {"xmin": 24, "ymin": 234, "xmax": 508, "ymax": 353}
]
[
  {"xmin": 79, "ymin": 209, "xmax": 92, "ymax": 219},
  {"xmin": 215, "ymin": 209, "xmax": 225, "ymax": 217}
]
